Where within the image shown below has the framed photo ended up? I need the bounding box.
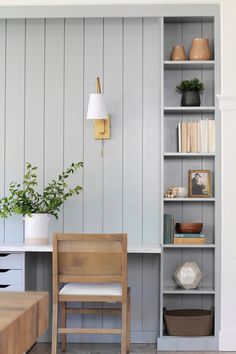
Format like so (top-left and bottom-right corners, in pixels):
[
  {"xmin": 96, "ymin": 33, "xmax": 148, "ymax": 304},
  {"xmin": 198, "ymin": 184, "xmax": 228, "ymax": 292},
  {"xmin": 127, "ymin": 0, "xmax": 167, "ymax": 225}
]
[{"xmin": 188, "ymin": 170, "xmax": 212, "ymax": 198}]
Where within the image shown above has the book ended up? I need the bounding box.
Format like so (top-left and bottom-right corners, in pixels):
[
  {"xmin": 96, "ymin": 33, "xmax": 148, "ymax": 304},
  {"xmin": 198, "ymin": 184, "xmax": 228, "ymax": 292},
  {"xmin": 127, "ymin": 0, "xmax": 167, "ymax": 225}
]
[
  {"xmin": 208, "ymin": 119, "xmax": 215, "ymax": 153},
  {"xmin": 178, "ymin": 122, "xmax": 182, "ymax": 152},
  {"xmin": 174, "ymin": 233, "xmax": 205, "ymax": 238},
  {"xmin": 174, "ymin": 237, "xmax": 206, "ymax": 244},
  {"xmin": 181, "ymin": 122, "xmax": 187, "ymax": 153},
  {"xmin": 191, "ymin": 122, "xmax": 198, "ymax": 153},
  {"xmin": 186, "ymin": 122, "xmax": 191, "ymax": 153},
  {"xmin": 200, "ymin": 119, "xmax": 208, "ymax": 152},
  {"xmin": 164, "ymin": 214, "xmax": 174, "ymax": 244}
]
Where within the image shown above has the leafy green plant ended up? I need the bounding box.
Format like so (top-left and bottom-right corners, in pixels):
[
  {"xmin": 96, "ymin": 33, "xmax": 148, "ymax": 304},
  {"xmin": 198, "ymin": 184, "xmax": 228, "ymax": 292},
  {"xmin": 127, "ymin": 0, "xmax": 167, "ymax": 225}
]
[
  {"xmin": 176, "ymin": 78, "xmax": 204, "ymax": 93},
  {"xmin": 0, "ymin": 162, "xmax": 83, "ymax": 219}
]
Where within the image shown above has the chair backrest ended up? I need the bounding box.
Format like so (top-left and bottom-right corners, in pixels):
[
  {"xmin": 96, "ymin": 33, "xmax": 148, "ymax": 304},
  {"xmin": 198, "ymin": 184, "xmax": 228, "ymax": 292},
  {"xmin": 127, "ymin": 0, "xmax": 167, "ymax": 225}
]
[{"xmin": 52, "ymin": 233, "xmax": 127, "ymax": 296}]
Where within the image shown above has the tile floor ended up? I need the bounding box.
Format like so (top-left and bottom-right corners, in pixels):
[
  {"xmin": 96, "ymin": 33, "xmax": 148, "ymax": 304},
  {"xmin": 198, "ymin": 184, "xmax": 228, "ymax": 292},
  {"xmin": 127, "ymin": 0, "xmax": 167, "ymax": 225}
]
[{"xmin": 28, "ymin": 343, "xmax": 236, "ymax": 354}]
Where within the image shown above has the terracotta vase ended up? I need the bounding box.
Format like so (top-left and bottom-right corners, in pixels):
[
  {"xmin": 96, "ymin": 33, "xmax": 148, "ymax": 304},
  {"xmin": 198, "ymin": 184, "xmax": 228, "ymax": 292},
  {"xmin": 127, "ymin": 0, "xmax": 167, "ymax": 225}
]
[
  {"xmin": 189, "ymin": 38, "xmax": 212, "ymax": 61},
  {"xmin": 170, "ymin": 45, "xmax": 187, "ymax": 61}
]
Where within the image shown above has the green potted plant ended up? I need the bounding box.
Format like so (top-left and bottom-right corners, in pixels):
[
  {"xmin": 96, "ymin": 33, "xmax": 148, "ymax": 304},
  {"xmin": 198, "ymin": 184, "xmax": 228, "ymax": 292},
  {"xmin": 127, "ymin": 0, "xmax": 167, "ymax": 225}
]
[
  {"xmin": 0, "ymin": 162, "xmax": 83, "ymax": 244},
  {"xmin": 176, "ymin": 78, "xmax": 204, "ymax": 106}
]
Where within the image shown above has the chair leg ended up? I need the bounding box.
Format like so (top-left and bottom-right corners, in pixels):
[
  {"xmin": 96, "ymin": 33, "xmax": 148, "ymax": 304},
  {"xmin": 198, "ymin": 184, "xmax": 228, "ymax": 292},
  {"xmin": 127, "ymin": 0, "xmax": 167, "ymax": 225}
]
[
  {"xmin": 126, "ymin": 288, "xmax": 131, "ymax": 353},
  {"xmin": 121, "ymin": 301, "xmax": 128, "ymax": 354},
  {"xmin": 51, "ymin": 303, "xmax": 58, "ymax": 354},
  {"xmin": 61, "ymin": 301, "xmax": 66, "ymax": 352}
]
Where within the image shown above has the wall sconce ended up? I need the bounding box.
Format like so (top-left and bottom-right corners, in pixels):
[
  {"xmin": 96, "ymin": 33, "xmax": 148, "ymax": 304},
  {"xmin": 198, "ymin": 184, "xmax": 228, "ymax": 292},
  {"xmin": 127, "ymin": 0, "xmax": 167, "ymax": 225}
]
[{"xmin": 86, "ymin": 77, "xmax": 110, "ymax": 139}]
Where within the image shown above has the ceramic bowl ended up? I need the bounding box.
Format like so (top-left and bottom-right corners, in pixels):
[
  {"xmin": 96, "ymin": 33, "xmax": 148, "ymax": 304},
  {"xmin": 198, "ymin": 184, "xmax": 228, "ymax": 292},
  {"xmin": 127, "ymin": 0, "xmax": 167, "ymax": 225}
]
[{"xmin": 175, "ymin": 222, "xmax": 203, "ymax": 234}]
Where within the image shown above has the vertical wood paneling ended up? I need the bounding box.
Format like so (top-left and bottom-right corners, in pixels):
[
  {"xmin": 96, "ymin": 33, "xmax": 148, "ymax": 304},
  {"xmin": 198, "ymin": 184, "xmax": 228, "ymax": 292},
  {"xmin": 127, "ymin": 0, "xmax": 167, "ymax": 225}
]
[
  {"xmin": 103, "ymin": 18, "xmax": 123, "ymax": 233},
  {"xmin": 0, "ymin": 20, "xmax": 5, "ymax": 242},
  {"xmin": 128, "ymin": 255, "xmax": 143, "ymax": 331},
  {"xmin": 1, "ymin": 17, "xmax": 165, "ymax": 343},
  {"xmin": 44, "ymin": 19, "xmax": 64, "ymax": 239},
  {"xmin": 83, "ymin": 18, "xmax": 104, "ymax": 334},
  {"xmin": 123, "ymin": 18, "xmax": 143, "ymax": 243},
  {"xmin": 142, "ymin": 254, "xmax": 159, "ymax": 331},
  {"xmin": 102, "ymin": 18, "xmax": 123, "ymax": 338},
  {"xmin": 5, "ymin": 19, "xmax": 25, "ymax": 243},
  {"xmin": 143, "ymin": 18, "xmax": 161, "ymax": 244},
  {"xmin": 83, "ymin": 18, "xmax": 103, "ymax": 233},
  {"xmin": 25, "ymin": 19, "xmax": 45, "ymax": 193},
  {"xmin": 64, "ymin": 18, "xmax": 84, "ymax": 232}
]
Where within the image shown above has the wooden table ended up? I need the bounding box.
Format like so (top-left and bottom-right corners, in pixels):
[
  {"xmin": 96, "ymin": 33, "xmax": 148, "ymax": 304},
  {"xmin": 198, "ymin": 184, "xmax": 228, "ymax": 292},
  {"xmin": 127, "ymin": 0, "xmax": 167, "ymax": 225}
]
[{"xmin": 0, "ymin": 292, "xmax": 48, "ymax": 354}]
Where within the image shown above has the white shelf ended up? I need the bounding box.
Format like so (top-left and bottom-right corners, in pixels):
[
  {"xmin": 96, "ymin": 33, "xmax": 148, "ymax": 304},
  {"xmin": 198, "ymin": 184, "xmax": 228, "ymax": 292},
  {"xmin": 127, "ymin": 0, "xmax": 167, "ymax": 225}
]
[
  {"xmin": 163, "ymin": 244, "xmax": 215, "ymax": 248},
  {"xmin": 164, "ymin": 152, "xmax": 215, "ymax": 157},
  {"xmin": 0, "ymin": 243, "xmax": 162, "ymax": 254},
  {"xmin": 164, "ymin": 106, "xmax": 215, "ymax": 114},
  {"xmin": 164, "ymin": 197, "xmax": 215, "ymax": 202},
  {"xmin": 163, "ymin": 285, "xmax": 215, "ymax": 294},
  {"xmin": 164, "ymin": 60, "xmax": 215, "ymax": 70}
]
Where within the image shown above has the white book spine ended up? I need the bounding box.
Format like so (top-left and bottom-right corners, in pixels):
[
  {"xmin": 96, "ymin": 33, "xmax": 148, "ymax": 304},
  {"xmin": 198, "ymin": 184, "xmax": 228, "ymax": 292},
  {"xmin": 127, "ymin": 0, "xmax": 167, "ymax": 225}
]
[
  {"xmin": 178, "ymin": 122, "xmax": 182, "ymax": 153},
  {"xmin": 208, "ymin": 120, "xmax": 216, "ymax": 153}
]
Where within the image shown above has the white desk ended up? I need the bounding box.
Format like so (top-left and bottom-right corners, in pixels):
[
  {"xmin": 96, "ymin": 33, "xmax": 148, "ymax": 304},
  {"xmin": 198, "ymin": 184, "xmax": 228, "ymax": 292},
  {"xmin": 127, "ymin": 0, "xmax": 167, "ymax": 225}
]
[
  {"xmin": 0, "ymin": 243, "xmax": 161, "ymax": 293},
  {"xmin": 0, "ymin": 243, "xmax": 162, "ymax": 254}
]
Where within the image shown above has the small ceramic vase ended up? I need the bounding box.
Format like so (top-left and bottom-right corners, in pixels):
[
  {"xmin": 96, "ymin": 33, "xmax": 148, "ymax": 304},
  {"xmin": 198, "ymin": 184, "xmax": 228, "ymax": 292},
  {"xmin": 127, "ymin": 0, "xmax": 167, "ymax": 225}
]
[
  {"xmin": 189, "ymin": 38, "xmax": 212, "ymax": 61},
  {"xmin": 170, "ymin": 45, "xmax": 187, "ymax": 61},
  {"xmin": 176, "ymin": 187, "xmax": 188, "ymax": 198}
]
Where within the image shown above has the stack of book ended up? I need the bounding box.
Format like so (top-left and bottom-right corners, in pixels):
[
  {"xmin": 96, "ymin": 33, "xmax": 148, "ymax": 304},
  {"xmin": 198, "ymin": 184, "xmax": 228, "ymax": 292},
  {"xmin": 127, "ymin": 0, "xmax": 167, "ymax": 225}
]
[
  {"xmin": 173, "ymin": 233, "xmax": 206, "ymax": 244},
  {"xmin": 164, "ymin": 214, "xmax": 175, "ymax": 244},
  {"xmin": 178, "ymin": 119, "xmax": 215, "ymax": 153}
]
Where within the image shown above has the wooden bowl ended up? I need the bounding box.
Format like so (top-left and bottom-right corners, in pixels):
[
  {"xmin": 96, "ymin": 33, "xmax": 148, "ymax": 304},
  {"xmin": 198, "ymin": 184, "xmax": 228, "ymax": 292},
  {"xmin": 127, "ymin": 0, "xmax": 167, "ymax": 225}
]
[{"xmin": 176, "ymin": 223, "xmax": 203, "ymax": 234}]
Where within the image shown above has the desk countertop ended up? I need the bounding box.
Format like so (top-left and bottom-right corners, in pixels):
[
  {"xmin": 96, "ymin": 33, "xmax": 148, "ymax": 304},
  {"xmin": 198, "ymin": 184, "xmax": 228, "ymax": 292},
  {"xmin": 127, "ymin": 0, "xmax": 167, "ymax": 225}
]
[{"xmin": 0, "ymin": 243, "xmax": 161, "ymax": 254}]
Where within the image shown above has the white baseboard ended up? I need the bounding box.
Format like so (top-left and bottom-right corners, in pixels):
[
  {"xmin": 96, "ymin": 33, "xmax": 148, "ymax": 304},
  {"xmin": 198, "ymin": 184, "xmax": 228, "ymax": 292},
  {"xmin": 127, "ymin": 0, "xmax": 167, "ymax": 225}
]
[{"xmin": 219, "ymin": 330, "xmax": 236, "ymax": 350}]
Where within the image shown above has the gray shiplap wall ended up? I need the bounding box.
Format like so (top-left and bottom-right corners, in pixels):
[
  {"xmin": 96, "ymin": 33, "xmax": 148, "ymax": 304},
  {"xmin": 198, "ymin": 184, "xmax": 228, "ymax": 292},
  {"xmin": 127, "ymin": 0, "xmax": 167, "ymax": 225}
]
[
  {"xmin": 0, "ymin": 18, "xmax": 162, "ymax": 342},
  {"xmin": 0, "ymin": 17, "xmax": 161, "ymax": 245}
]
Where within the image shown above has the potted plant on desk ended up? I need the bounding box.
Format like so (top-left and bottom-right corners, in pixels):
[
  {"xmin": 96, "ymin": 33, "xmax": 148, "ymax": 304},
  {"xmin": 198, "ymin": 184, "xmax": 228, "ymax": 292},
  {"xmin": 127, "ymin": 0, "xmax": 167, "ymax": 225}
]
[
  {"xmin": 176, "ymin": 77, "xmax": 204, "ymax": 106},
  {"xmin": 0, "ymin": 162, "xmax": 83, "ymax": 245}
]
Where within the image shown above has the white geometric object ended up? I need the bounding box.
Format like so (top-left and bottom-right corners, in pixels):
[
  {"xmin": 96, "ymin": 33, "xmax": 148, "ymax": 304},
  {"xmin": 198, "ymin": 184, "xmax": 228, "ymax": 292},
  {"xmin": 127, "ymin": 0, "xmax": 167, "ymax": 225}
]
[{"xmin": 173, "ymin": 261, "xmax": 203, "ymax": 289}]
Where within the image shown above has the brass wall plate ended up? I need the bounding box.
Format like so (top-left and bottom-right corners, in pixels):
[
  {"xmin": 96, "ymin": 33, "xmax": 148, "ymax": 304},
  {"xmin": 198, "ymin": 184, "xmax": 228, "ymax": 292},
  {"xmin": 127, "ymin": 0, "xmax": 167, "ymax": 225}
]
[{"xmin": 93, "ymin": 115, "xmax": 110, "ymax": 139}]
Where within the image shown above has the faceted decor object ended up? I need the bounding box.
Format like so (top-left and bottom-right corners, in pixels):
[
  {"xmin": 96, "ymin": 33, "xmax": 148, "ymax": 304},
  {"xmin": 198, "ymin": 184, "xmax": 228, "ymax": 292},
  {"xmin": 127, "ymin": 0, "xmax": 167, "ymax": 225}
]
[{"xmin": 173, "ymin": 261, "xmax": 203, "ymax": 290}]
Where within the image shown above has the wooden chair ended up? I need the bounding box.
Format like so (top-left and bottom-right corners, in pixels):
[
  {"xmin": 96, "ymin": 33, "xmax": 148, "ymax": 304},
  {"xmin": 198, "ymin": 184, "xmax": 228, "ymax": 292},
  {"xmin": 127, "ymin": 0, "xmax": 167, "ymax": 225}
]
[{"xmin": 51, "ymin": 233, "xmax": 130, "ymax": 354}]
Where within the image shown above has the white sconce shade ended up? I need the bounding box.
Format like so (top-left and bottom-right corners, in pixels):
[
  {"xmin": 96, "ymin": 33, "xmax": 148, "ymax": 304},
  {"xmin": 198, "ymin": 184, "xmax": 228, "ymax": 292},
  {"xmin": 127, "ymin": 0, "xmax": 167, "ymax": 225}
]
[{"xmin": 86, "ymin": 93, "xmax": 108, "ymax": 120}]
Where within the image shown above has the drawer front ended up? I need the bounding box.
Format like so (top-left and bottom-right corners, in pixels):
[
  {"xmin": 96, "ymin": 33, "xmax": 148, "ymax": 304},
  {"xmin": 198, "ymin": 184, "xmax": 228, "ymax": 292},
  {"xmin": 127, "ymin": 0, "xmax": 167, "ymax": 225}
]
[
  {"xmin": 0, "ymin": 284, "xmax": 23, "ymax": 292},
  {"xmin": 0, "ymin": 269, "xmax": 23, "ymax": 285},
  {"xmin": 0, "ymin": 253, "xmax": 23, "ymax": 269}
]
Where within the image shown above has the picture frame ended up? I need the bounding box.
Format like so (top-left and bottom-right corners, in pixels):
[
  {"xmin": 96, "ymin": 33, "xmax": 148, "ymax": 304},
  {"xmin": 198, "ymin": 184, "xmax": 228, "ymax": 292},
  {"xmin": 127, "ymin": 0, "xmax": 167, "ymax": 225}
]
[{"xmin": 188, "ymin": 170, "xmax": 212, "ymax": 198}]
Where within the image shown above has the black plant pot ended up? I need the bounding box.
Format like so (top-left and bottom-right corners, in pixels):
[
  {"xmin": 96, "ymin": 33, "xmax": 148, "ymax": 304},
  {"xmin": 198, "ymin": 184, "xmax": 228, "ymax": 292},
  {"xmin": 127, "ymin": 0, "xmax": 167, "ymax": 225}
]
[{"xmin": 181, "ymin": 91, "xmax": 201, "ymax": 106}]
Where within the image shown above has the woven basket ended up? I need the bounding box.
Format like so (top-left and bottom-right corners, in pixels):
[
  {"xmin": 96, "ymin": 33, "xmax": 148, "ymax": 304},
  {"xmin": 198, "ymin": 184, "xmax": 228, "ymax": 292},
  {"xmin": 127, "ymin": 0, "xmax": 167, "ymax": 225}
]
[{"xmin": 164, "ymin": 308, "xmax": 214, "ymax": 336}]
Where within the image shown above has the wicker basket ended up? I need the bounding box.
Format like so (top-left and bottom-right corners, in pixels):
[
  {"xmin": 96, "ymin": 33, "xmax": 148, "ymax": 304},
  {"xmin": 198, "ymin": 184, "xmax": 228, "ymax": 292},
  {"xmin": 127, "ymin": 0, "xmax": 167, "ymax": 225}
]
[{"xmin": 164, "ymin": 308, "xmax": 214, "ymax": 336}]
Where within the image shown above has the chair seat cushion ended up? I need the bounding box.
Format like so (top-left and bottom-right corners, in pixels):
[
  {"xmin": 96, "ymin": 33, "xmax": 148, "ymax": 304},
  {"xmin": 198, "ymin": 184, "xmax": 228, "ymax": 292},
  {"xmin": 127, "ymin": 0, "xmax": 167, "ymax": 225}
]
[{"xmin": 59, "ymin": 282, "xmax": 122, "ymax": 296}]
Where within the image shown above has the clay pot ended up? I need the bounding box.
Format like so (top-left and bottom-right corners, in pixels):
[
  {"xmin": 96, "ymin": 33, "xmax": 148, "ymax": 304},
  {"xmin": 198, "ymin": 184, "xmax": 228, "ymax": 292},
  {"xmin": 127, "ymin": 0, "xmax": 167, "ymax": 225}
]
[
  {"xmin": 181, "ymin": 91, "xmax": 200, "ymax": 106},
  {"xmin": 170, "ymin": 45, "xmax": 187, "ymax": 61},
  {"xmin": 189, "ymin": 38, "xmax": 212, "ymax": 61}
]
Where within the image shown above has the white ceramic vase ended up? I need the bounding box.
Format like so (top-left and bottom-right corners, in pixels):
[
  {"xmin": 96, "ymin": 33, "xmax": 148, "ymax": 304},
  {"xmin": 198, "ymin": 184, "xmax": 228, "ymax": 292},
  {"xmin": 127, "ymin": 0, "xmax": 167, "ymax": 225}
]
[{"xmin": 24, "ymin": 213, "xmax": 50, "ymax": 245}]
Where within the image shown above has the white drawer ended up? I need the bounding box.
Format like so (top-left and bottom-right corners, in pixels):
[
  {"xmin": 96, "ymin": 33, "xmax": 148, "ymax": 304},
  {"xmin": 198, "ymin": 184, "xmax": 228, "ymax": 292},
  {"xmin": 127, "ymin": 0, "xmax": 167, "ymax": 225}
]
[
  {"xmin": 0, "ymin": 269, "xmax": 23, "ymax": 285},
  {"xmin": 0, "ymin": 253, "xmax": 23, "ymax": 269},
  {"xmin": 0, "ymin": 284, "xmax": 23, "ymax": 292}
]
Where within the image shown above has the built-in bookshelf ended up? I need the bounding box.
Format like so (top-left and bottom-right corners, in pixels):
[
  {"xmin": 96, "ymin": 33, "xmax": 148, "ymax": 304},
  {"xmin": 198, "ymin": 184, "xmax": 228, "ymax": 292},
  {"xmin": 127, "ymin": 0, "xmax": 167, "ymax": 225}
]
[{"xmin": 158, "ymin": 13, "xmax": 220, "ymax": 351}]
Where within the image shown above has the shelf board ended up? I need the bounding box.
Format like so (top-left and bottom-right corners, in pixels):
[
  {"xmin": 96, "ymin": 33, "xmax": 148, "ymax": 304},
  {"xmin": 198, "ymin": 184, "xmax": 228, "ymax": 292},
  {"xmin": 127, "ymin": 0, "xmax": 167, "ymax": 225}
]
[
  {"xmin": 164, "ymin": 60, "xmax": 215, "ymax": 70},
  {"xmin": 163, "ymin": 244, "xmax": 215, "ymax": 249},
  {"xmin": 163, "ymin": 285, "xmax": 215, "ymax": 294},
  {"xmin": 157, "ymin": 335, "xmax": 217, "ymax": 351},
  {"xmin": 164, "ymin": 152, "xmax": 215, "ymax": 157},
  {"xmin": 164, "ymin": 197, "xmax": 215, "ymax": 202},
  {"xmin": 164, "ymin": 106, "xmax": 215, "ymax": 114}
]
